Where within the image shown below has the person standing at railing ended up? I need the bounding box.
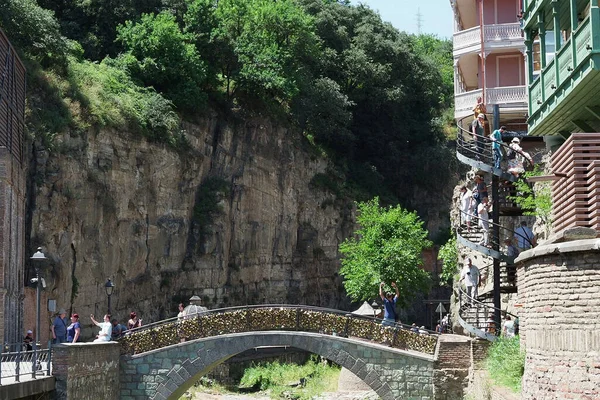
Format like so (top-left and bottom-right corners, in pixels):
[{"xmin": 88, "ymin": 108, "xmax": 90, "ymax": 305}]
[
  {"xmin": 459, "ymin": 186, "xmax": 474, "ymax": 232},
  {"xmin": 514, "ymin": 221, "xmax": 536, "ymax": 251},
  {"xmin": 379, "ymin": 281, "xmax": 399, "ymax": 327},
  {"xmin": 471, "ymin": 114, "xmax": 486, "ymax": 159},
  {"xmin": 460, "ymin": 258, "xmax": 481, "ymax": 305},
  {"xmin": 490, "ymin": 126, "xmax": 506, "ymax": 169},
  {"xmin": 473, "ymin": 174, "xmax": 488, "ymax": 207},
  {"xmin": 127, "ymin": 312, "xmax": 143, "ymax": 330},
  {"xmin": 23, "ymin": 330, "xmax": 34, "ymax": 351},
  {"xmin": 477, "ymin": 196, "xmax": 491, "ymax": 247},
  {"xmin": 66, "ymin": 313, "xmax": 81, "ymax": 343},
  {"xmin": 51, "ymin": 308, "xmax": 68, "ymax": 344}
]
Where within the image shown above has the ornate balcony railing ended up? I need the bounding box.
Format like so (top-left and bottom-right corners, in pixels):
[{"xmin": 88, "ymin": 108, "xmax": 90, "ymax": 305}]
[
  {"xmin": 485, "ymin": 23, "xmax": 523, "ymax": 43},
  {"xmin": 119, "ymin": 305, "xmax": 439, "ymax": 356},
  {"xmin": 487, "ymin": 86, "xmax": 527, "ymax": 105},
  {"xmin": 455, "ymin": 86, "xmax": 527, "ymax": 117},
  {"xmin": 454, "ymin": 26, "xmax": 480, "ymax": 50},
  {"xmin": 453, "ymin": 23, "xmax": 524, "ymax": 54}
]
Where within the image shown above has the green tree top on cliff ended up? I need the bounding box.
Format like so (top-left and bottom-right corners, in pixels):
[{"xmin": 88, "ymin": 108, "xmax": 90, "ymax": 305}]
[{"xmin": 339, "ymin": 198, "xmax": 432, "ymax": 305}]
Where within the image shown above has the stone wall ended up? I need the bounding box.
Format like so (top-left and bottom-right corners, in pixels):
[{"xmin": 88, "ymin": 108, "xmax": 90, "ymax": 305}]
[
  {"xmin": 517, "ymin": 238, "xmax": 600, "ymax": 399},
  {"xmin": 52, "ymin": 342, "xmax": 121, "ymax": 400}
]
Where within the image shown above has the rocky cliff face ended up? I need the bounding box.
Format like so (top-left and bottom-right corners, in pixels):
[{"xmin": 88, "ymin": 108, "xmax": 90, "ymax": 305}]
[{"xmin": 28, "ymin": 114, "xmax": 355, "ymax": 327}]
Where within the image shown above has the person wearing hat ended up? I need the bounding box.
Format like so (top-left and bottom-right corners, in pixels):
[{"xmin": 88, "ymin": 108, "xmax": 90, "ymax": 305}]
[
  {"xmin": 23, "ymin": 329, "xmax": 34, "ymax": 350},
  {"xmin": 471, "ymin": 113, "xmax": 486, "ymax": 158},
  {"xmin": 507, "ymin": 137, "xmax": 531, "ymax": 177},
  {"xmin": 51, "ymin": 308, "xmax": 68, "ymax": 344},
  {"xmin": 67, "ymin": 313, "xmax": 81, "ymax": 343}
]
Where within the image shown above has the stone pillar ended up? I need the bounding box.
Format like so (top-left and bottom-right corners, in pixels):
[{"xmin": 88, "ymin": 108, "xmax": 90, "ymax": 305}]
[
  {"xmin": 516, "ymin": 229, "xmax": 600, "ymax": 399},
  {"xmin": 52, "ymin": 342, "xmax": 121, "ymax": 400},
  {"xmin": 432, "ymin": 334, "xmax": 471, "ymax": 400}
]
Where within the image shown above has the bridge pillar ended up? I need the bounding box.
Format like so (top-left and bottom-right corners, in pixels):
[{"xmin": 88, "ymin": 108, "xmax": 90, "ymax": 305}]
[{"xmin": 52, "ymin": 342, "xmax": 120, "ymax": 400}]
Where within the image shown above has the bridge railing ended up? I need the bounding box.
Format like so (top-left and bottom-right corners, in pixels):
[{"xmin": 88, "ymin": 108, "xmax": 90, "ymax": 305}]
[
  {"xmin": 0, "ymin": 342, "xmax": 52, "ymax": 384},
  {"xmin": 120, "ymin": 305, "xmax": 439, "ymax": 356}
]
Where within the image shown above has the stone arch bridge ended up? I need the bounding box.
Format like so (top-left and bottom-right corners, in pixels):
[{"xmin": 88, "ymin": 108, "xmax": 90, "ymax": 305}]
[{"xmin": 52, "ymin": 306, "xmax": 471, "ymax": 400}]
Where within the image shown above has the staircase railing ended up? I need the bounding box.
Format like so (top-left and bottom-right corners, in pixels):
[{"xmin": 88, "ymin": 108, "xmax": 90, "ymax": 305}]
[
  {"xmin": 456, "ymin": 115, "xmax": 534, "ymax": 173},
  {"xmin": 455, "ymin": 286, "xmax": 518, "ymax": 341},
  {"xmin": 456, "ymin": 209, "xmax": 535, "ymax": 251}
]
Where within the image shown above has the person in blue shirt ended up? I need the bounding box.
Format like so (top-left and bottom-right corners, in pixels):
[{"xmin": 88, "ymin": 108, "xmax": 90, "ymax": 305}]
[
  {"xmin": 379, "ymin": 281, "xmax": 399, "ymax": 327},
  {"xmin": 490, "ymin": 126, "xmax": 505, "ymax": 169}
]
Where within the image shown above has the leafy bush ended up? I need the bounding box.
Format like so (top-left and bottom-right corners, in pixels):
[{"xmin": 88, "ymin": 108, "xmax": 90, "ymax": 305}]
[
  {"xmin": 68, "ymin": 58, "xmax": 181, "ymax": 145},
  {"xmin": 239, "ymin": 357, "xmax": 339, "ymax": 399},
  {"xmin": 438, "ymin": 234, "xmax": 458, "ymax": 286},
  {"xmin": 486, "ymin": 336, "xmax": 525, "ymax": 392}
]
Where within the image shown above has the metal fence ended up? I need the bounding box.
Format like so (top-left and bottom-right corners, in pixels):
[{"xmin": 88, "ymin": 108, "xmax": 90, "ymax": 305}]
[{"xmin": 0, "ymin": 342, "xmax": 52, "ymax": 384}]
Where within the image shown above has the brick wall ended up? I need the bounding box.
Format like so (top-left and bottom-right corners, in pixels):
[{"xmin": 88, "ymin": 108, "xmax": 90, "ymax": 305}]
[
  {"xmin": 433, "ymin": 335, "xmax": 471, "ymax": 400},
  {"xmin": 0, "ymin": 149, "xmax": 26, "ymax": 345},
  {"xmin": 52, "ymin": 342, "xmax": 121, "ymax": 400},
  {"xmin": 517, "ymin": 239, "xmax": 600, "ymax": 399}
]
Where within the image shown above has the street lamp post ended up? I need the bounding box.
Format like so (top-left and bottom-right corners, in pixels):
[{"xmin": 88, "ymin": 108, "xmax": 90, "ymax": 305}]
[
  {"xmin": 30, "ymin": 248, "xmax": 47, "ymax": 349},
  {"xmin": 105, "ymin": 279, "xmax": 115, "ymax": 315}
]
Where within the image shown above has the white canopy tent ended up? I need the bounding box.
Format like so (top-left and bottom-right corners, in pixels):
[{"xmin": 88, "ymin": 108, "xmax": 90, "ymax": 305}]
[{"xmin": 352, "ymin": 301, "xmax": 379, "ymax": 317}]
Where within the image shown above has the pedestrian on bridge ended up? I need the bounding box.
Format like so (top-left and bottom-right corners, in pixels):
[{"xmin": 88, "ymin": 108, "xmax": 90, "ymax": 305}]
[
  {"xmin": 128, "ymin": 312, "xmax": 142, "ymax": 330},
  {"xmin": 379, "ymin": 281, "xmax": 399, "ymax": 327},
  {"xmin": 67, "ymin": 313, "xmax": 81, "ymax": 343}
]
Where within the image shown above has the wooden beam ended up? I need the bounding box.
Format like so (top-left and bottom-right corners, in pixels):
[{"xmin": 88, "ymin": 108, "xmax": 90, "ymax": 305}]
[
  {"xmin": 572, "ymin": 119, "xmax": 596, "ymax": 132},
  {"xmin": 586, "ymin": 105, "xmax": 600, "ymax": 121}
]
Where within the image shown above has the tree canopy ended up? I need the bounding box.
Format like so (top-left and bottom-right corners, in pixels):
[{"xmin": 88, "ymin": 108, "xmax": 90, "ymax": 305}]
[
  {"xmin": 0, "ymin": 0, "xmax": 455, "ymax": 213},
  {"xmin": 339, "ymin": 197, "xmax": 432, "ymax": 305}
]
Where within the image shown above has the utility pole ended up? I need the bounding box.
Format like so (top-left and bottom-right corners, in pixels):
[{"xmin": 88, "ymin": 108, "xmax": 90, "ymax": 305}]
[{"xmin": 416, "ymin": 8, "xmax": 423, "ymax": 35}]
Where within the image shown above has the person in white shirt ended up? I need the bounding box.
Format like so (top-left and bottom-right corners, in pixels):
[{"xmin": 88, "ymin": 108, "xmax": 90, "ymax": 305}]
[
  {"xmin": 460, "ymin": 258, "xmax": 481, "ymax": 304},
  {"xmin": 91, "ymin": 314, "xmax": 112, "ymax": 342},
  {"xmin": 459, "ymin": 186, "xmax": 474, "ymax": 231},
  {"xmin": 503, "ymin": 315, "xmax": 516, "ymax": 337},
  {"xmin": 477, "ymin": 196, "xmax": 490, "ymax": 247}
]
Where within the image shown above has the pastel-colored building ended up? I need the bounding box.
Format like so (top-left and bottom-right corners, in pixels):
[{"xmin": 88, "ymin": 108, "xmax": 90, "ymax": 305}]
[{"xmin": 452, "ymin": 0, "xmax": 528, "ymax": 131}]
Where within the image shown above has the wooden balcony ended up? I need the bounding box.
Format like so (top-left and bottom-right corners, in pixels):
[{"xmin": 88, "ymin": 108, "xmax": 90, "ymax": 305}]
[
  {"xmin": 551, "ymin": 133, "xmax": 600, "ymax": 232},
  {"xmin": 453, "ymin": 23, "xmax": 524, "ymax": 58},
  {"xmin": 527, "ymin": 10, "xmax": 600, "ymax": 136}
]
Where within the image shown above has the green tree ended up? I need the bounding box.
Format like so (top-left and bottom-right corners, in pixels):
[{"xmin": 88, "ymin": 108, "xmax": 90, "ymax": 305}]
[
  {"xmin": 508, "ymin": 166, "xmax": 553, "ymax": 236},
  {"xmin": 0, "ymin": 0, "xmax": 69, "ymax": 65},
  {"xmin": 438, "ymin": 234, "xmax": 458, "ymax": 286},
  {"xmin": 339, "ymin": 197, "xmax": 432, "ymax": 304},
  {"xmin": 218, "ymin": 0, "xmax": 318, "ymax": 104},
  {"xmin": 116, "ymin": 11, "xmax": 208, "ymax": 110}
]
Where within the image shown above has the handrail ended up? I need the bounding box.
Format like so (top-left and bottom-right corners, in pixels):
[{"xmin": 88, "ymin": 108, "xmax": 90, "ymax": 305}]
[
  {"xmin": 456, "ymin": 114, "xmax": 534, "ymax": 172},
  {"xmin": 456, "ymin": 286, "xmax": 517, "ymax": 320},
  {"xmin": 457, "ymin": 209, "xmax": 535, "ymax": 250},
  {"xmin": 0, "ymin": 342, "xmax": 52, "ymax": 384},
  {"xmin": 120, "ymin": 304, "xmax": 440, "ymax": 356}
]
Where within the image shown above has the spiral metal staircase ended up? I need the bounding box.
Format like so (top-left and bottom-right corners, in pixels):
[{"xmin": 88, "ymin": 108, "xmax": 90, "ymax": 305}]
[{"xmin": 455, "ymin": 116, "xmax": 534, "ymax": 341}]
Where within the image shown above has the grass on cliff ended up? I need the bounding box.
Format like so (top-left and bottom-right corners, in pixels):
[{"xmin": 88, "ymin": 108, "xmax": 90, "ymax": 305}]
[{"xmin": 485, "ymin": 336, "xmax": 525, "ymax": 392}]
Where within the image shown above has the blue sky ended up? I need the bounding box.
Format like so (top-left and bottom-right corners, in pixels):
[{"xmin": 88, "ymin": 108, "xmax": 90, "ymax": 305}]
[{"xmin": 354, "ymin": 0, "xmax": 454, "ymax": 39}]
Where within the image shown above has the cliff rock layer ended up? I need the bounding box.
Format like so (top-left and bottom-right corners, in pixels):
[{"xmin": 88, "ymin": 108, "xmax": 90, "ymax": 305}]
[{"xmin": 29, "ymin": 114, "xmax": 355, "ymax": 325}]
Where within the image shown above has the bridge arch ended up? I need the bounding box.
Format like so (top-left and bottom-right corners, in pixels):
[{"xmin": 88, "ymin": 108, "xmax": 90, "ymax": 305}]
[{"xmin": 121, "ymin": 331, "xmax": 436, "ymax": 400}]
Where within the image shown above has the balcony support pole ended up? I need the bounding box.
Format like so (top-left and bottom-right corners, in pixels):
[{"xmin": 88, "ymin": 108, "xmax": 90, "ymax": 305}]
[
  {"xmin": 492, "ymin": 172, "xmax": 501, "ymax": 335},
  {"xmin": 570, "ymin": 0, "xmax": 578, "ymax": 32},
  {"xmin": 590, "ymin": 4, "xmax": 600, "ymax": 55},
  {"xmin": 538, "ymin": 14, "xmax": 547, "ymax": 102},
  {"xmin": 525, "ymin": 30, "xmax": 534, "ymax": 121}
]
